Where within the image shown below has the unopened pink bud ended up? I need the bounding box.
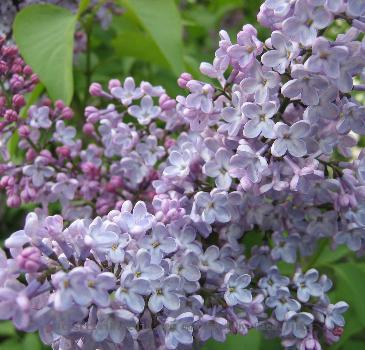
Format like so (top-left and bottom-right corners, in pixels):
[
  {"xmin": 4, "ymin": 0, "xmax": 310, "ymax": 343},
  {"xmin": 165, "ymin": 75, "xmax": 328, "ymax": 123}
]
[
  {"xmin": 108, "ymin": 79, "xmax": 121, "ymax": 90},
  {"xmin": 7, "ymin": 194, "xmax": 21, "ymax": 208},
  {"xmin": 4, "ymin": 109, "xmax": 18, "ymax": 122},
  {"xmin": 56, "ymin": 146, "xmax": 71, "ymax": 158},
  {"xmin": 18, "ymin": 125, "xmax": 30, "ymax": 137},
  {"xmin": 17, "ymin": 247, "xmax": 43, "ymax": 273},
  {"xmin": 12, "ymin": 94, "xmax": 26, "ymax": 109},
  {"xmin": 89, "ymin": 82, "xmax": 103, "ymax": 96},
  {"xmin": 23, "ymin": 65, "xmax": 33, "ymax": 75},
  {"xmin": 177, "ymin": 72, "xmax": 193, "ymax": 89},
  {"xmin": 159, "ymin": 94, "xmax": 176, "ymax": 110},
  {"xmin": 83, "ymin": 122, "xmax": 95, "ymax": 135},
  {"xmin": 26, "ymin": 148, "xmax": 37, "ymax": 162},
  {"xmin": 62, "ymin": 106, "xmax": 74, "ymax": 120},
  {"xmin": 55, "ymin": 100, "xmax": 65, "ymax": 109}
]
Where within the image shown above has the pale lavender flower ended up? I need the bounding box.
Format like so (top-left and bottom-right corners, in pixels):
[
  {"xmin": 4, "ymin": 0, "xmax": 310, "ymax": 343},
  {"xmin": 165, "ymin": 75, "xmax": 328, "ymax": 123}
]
[
  {"xmin": 53, "ymin": 120, "xmax": 76, "ymax": 146},
  {"xmin": 165, "ymin": 312, "xmax": 195, "ymax": 349},
  {"xmin": 282, "ymin": 311, "xmax": 314, "ymax": 339},
  {"xmin": 271, "ymin": 121, "xmax": 310, "ymax": 157},
  {"xmin": 23, "ymin": 157, "xmax": 55, "ymax": 187},
  {"xmin": 128, "ymin": 95, "xmax": 161, "ymax": 125},
  {"xmin": 148, "ymin": 275, "xmax": 180, "ymax": 313},
  {"xmin": 224, "ymin": 272, "xmax": 252, "ymax": 306},
  {"xmin": 266, "ymin": 287, "xmax": 301, "ymax": 321},
  {"xmin": 110, "ymin": 77, "xmax": 143, "ymax": 106},
  {"xmin": 186, "ymin": 81, "xmax": 214, "ymax": 113},
  {"xmin": 242, "ymin": 101, "xmax": 278, "ymax": 139},
  {"xmin": 126, "ymin": 249, "xmax": 164, "ymax": 281},
  {"xmin": 293, "ymin": 269, "xmax": 322, "ymax": 302},
  {"xmin": 29, "ymin": 106, "xmax": 51, "ymax": 129},
  {"xmin": 262, "ymin": 31, "xmax": 299, "ymax": 73},
  {"xmin": 199, "ymin": 245, "xmax": 224, "ymax": 273},
  {"xmin": 324, "ymin": 302, "xmax": 348, "ymax": 329},
  {"xmin": 203, "ymin": 148, "xmax": 232, "ymax": 190},
  {"xmin": 115, "ymin": 272, "xmax": 151, "ymax": 313},
  {"xmin": 198, "ymin": 314, "xmax": 228, "ymax": 342}
]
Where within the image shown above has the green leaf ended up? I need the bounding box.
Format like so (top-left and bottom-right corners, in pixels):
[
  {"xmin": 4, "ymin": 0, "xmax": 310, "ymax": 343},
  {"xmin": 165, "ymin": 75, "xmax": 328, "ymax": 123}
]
[
  {"xmin": 112, "ymin": 31, "xmax": 169, "ymax": 67},
  {"xmin": 0, "ymin": 339, "xmax": 22, "ymax": 350},
  {"xmin": 120, "ymin": 0, "xmax": 184, "ymax": 76},
  {"xmin": 332, "ymin": 263, "xmax": 365, "ymax": 326},
  {"xmin": 14, "ymin": 4, "xmax": 77, "ymax": 104},
  {"xmin": 22, "ymin": 333, "xmax": 42, "ymax": 350},
  {"xmin": 0, "ymin": 321, "xmax": 16, "ymax": 336},
  {"xmin": 77, "ymin": 0, "xmax": 90, "ymax": 17},
  {"xmin": 202, "ymin": 330, "xmax": 261, "ymax": 350}
]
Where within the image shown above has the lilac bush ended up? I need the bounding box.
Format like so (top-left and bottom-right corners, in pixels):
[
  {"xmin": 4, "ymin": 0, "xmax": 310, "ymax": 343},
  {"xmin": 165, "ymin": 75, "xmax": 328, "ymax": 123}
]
[{"xmin": 2, "ymin": 0, "xmax": 365, "ymax": 348}]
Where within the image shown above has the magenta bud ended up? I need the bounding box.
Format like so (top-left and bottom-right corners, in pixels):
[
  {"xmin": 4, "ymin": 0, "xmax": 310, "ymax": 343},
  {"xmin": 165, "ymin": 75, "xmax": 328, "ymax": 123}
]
[
  {"xmin": 164, "ymin": 137, "xmax": 176, "ymax": 149},
  {"xmin": 26, "ymin": 148, "xmax": 37, "ymax": 162},
  {"xmin": 17, "ymin": 247, "xmax": 43, "ymax": 273},
  {"xmin": 83, "ymin": 122, "xmax": 95, "ymax": 135},
  {"xmin": 108, "ymin": 79, "xmax": 121, "ymax": 90},
  {"xmin": 56, "ymin": 146, "xmax": 71, "ymax": 158},
  {"xmin": 159, "ymin": 94, "xmax": 176, "ymax": 110},
  {"xmin": 23, "ymin": 65, "xmax": 33, "ymax": 75},
  {"xmin": 55, "ymin": 100, "xmax": 65, "ymax": 109},
  {"xmin": 7, "ymin": 194, "xmax": 21, "ymax": 208},
  {"xmin": 89, "ymin": 82, "xmax": 103, "ymax": 96},
  {"xmin": 62, "ymin": 106, "xmax": 74, "ymax": 120},
  {"xmin": 18, "ymin": 125, "xmax": 31, "ymax": 137},
  {"xmin": 4, "ymin": 109, "xmax": 18, "ymax": 122},
  {"xmin": 177, "ymin": 72, "xmax": 193, "ymax": 89},
  {"xmin": 12, "ymin": 94, "xmax": 26, "ymax": 109},
  {"xmin": 0, "ymin": 60, "xmax": 8, "ymax": 74}
]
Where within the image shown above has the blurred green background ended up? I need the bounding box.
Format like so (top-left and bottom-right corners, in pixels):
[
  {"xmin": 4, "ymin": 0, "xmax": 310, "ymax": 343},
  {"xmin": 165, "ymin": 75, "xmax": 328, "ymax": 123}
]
[{"xmin": 1, "ymin": 0, "xmax": 365, "ymax": 349}]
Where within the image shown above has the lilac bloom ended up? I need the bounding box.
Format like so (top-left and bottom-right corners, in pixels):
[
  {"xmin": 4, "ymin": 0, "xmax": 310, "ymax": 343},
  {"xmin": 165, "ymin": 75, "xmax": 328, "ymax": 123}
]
[
  {"xmin": 128, "ymin": 95, "xmax": 161, "ymax": 125},
  {"xmin": 165, "ymin": 312, "xmax": 195, "ymax": 349},
  {"xmin": 282, "ymin": 311, "xmax": 314, "ymax": 339},
  {"xmin": 199, "ymin": 245, "xmax": 224, "ymax": 273},
  {"xmin": 337, "ymin": 102, "xmax": 365, "ymax": 135},
  {"xmin": 186, "ymin": 81, "xmax": 214, "ymax": 113},
  {"xmin": 136, "ymin": 136, "xmax": 165, "ymax": 166},
  {"xmin": 51, "ymin": 173, "xmax": 78, "ymax": 201},
  {"xmin": 163, "ymin": 150, "xmax": 191, "ymax": 178},
  {"xmin": 68, "ymin": 267, "xmax": 116, "ymax": 307},
  {"xmin": 241, "ymin": 61, "xmax": 280, "ymax": 103},
  {"xmin": 148, "ymin": 275, "xmax": 181, "ymax": 313},
  {"xmin": 171, "ymin": 252, "xmax": 201, "ymax": 282},
  {"xmin": 139, "ymin": 223, "xmax": 177, "ymax": 263},
  {"xmin": 304, "ymin": 86, "xmax": 339, "ymax": 122},
  {"xmin": 53, "ymin": 120, "xmax": 76, "ymax": 146},
  {"xmin": 23, "ymin": 157, "xmax": 55, "ymax": 187},
  {"xmin": 110, "ymin": 77, "xmax": 143, "ymax": 105},
  {"xmin": 264, "ymin": 0, "xmax": 295, "ymax": 17},
  {"xmin": 198, "ymin": 315, "xmax": 228, "ymax": 342},
  {"xmin": 227, "ymin": 24, "xmax": 263, "ymax": 69},
  {"xmin": 281, "ymin": 65, "xmax": 328, "ymax": 106},
  {"xmin": 219, "ymin": 91, "xmax": 245, "ymax": 136},
  {"xmin": 324, "ymin": 302, "xmax": 348, "ymax": 329},
  {"xmin": 347, "ymin": 0, "xmax": 365, "ymax": 17},
  {"xmin": 271, "ymin": 232, "xmax": 300, "ymax": 263},
  {"xmin": 92, "ymin": 308, "xmax": 137, "ymax": 344},
  {"xmin": 261, "ymin": 31, "xmax": 299, "ymax": 73},
  {"xmin": 203, "ymin": 148, "xmax": 232, "ymax": 190},
  {"xmin": 115, "ymin": 272, "xmax": 151, "ymax": 313},
  {"xmin": 224, "ymin": 272, "xmax": 252, "ymax": 306},
  {"xmin": 229, "ymin": 145, "xmax": 268, "ymax": 184},
  {"xmin": 116, "ymin": 201, "xmax": 155, "ymax": 236},
  {"xmin": 293, "ymin": 269, "xmax": 323, "ymax": 302},
  {"xmin": 0, "ymin": 280, "xmax": 31, "ymax": 330},
  {"xmin": 127, "ymin": 249, "xmax": 164, "ymax": 281},
  {"xmin": 305, "ymin": 37, "xmax": 348, "ymax": 79},
  {"xmin": 283, "ymin": 0, "xmax": 332, "ymax": 46},
  {"xmin": 271, "ymin": 121, "xmax": 310, "ymax": 157},
  {"xmin": 266, "ymin": 287, "xmax": 301, "ymax": 321},
  {"xmin": 242, "ymin": 101, "xmax": 278, "ymax": 139},
  {"xmin": 193, "ymin": 190, "xmax": 231, "ymax": 224},
  {"xmin": 29, "ymin": 106, "xmax": 52, "ymax": 129}
]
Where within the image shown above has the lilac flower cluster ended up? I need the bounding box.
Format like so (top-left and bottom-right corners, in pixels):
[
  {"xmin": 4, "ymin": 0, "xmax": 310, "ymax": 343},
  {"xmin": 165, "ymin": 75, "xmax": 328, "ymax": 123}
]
[
  {"xmin": 2, "ymin": 0, "xmax": 365, "ymax": 348},
  {"xmin": 1, "ymin": 78, "xmax": 175, "ymax": 219}
]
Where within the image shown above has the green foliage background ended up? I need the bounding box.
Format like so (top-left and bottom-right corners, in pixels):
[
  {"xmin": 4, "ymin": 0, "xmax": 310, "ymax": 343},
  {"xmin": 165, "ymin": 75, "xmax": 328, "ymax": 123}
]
[{"xmin": 1, "ymin": 0, "xmax": 365, "ymax": 349}]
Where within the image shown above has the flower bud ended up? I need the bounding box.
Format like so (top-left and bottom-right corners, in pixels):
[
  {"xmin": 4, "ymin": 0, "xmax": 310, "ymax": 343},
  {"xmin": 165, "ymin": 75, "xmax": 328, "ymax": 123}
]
[
  {"xmin": 177, "ymin": 72, "xmax": 193, "ymax": 89},
  {"xmin": 4, "ymin": 109, "xmax": 18, "ymax": 122},
  {"xmin": 83, "ymin": 122, "xmax": 95, "ymax": 135},
  {"xmin": 108, "ymin": 79, "xmax": 121, "ymax": 90},
  {"xmin": 61, "ymin": 106, "xmax": 74, "ymax": 120},
  {"xmin": 7, "ymin": 194, "xmax": 21, "ymax": 208},
  {"xmin": 16, "ymin": 247, "xmax": 43, "ymax": 273},
  {"xmin": 12, "ymin": 94, "xmax": 26, "ymax": 109},
  {"xmin": 89, "ymin": 82, "xmax": 103, "ymax": 96},
  {"xmin": 18, "ymin": 125, "xmax": 31, "ymax": 137}
]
